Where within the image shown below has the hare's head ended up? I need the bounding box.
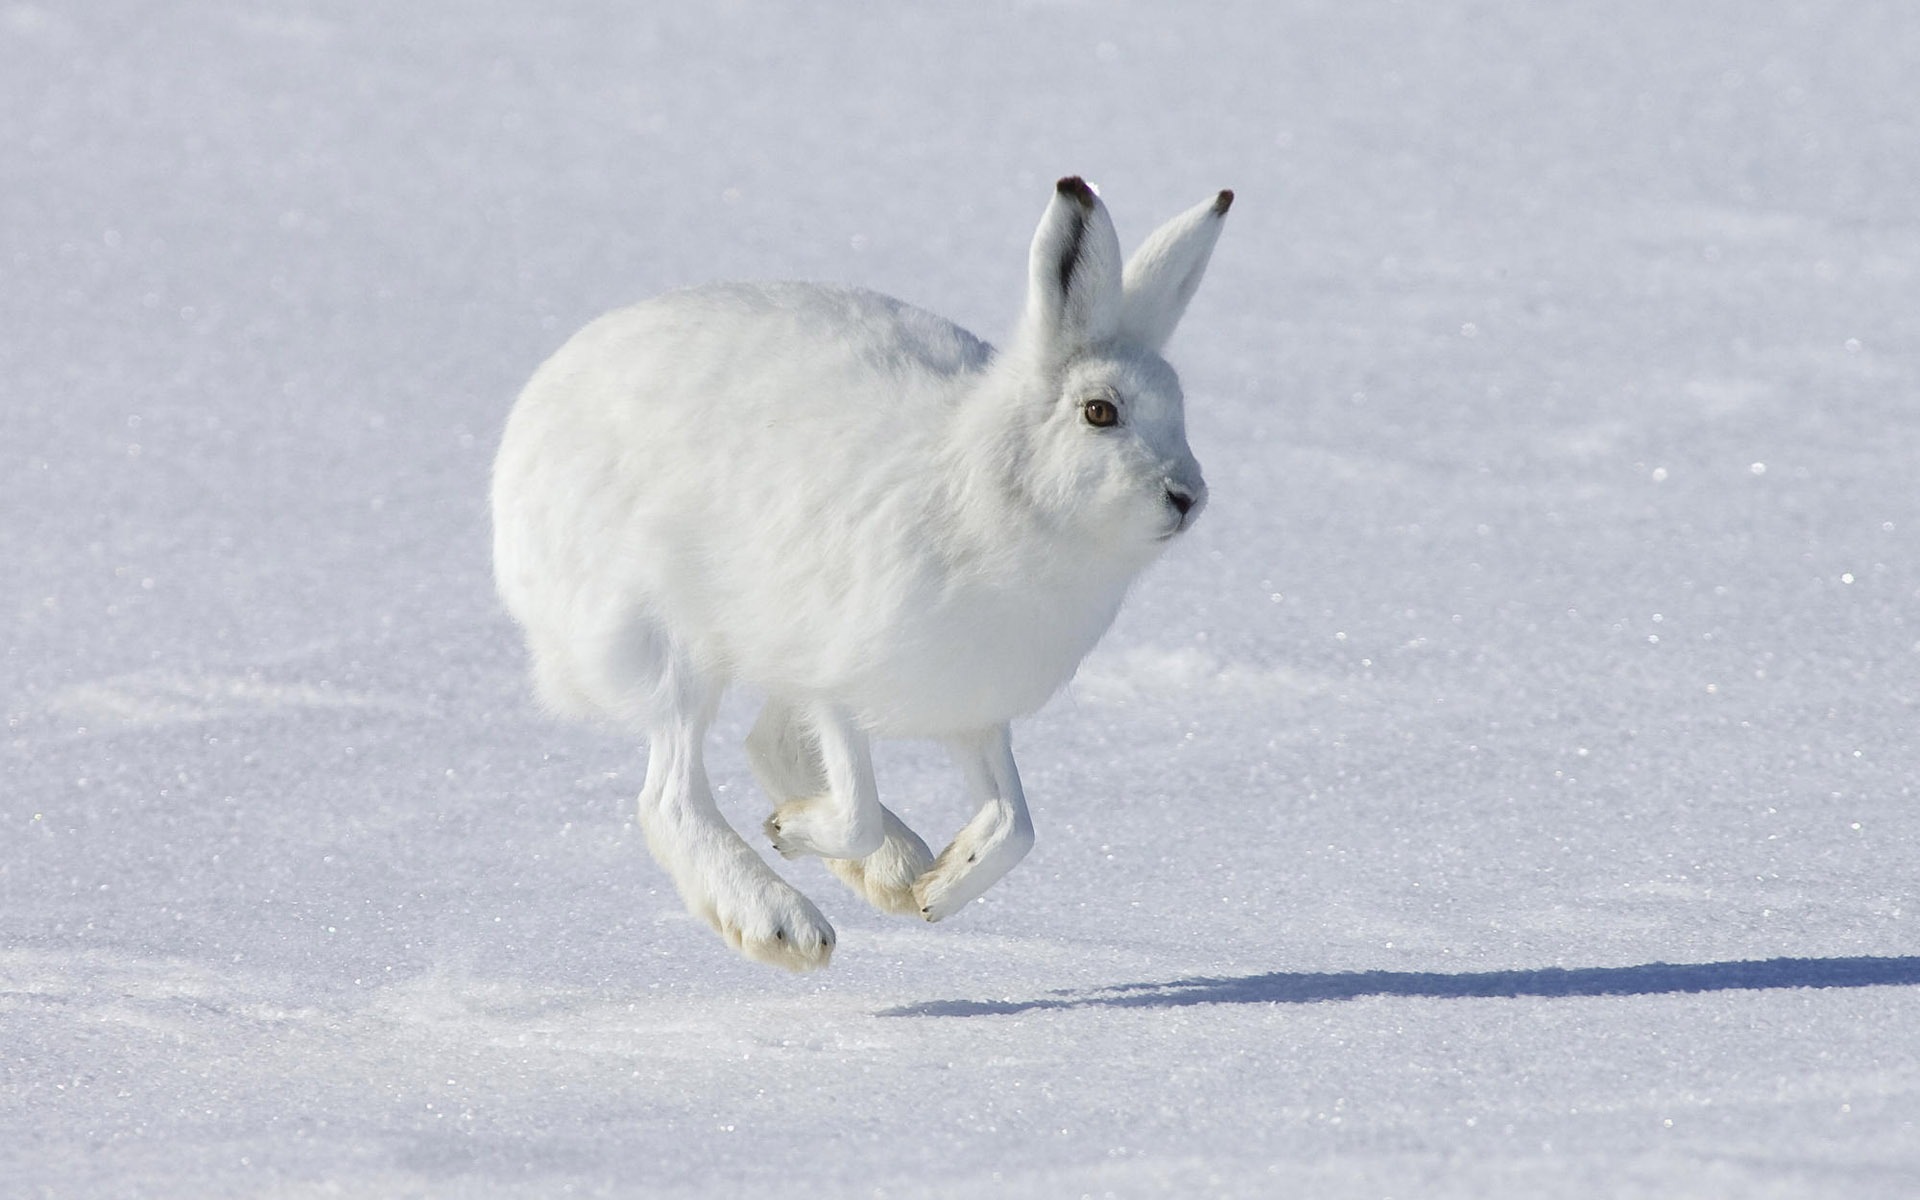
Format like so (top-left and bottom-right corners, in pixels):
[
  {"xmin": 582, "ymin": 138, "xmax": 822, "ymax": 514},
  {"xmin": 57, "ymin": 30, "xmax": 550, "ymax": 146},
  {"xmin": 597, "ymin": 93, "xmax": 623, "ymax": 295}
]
[{"xmin": 996, "ymin": 178, "xmax": 1230, "ymax": 560}]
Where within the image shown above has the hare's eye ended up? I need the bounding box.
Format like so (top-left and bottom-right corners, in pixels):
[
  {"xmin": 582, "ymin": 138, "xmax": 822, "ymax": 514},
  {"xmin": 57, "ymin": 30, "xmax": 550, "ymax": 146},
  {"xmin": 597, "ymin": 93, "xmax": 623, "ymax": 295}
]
[{"xmin": 1081, "ymin": 397, "xmax": 1120, "ymax": 428}]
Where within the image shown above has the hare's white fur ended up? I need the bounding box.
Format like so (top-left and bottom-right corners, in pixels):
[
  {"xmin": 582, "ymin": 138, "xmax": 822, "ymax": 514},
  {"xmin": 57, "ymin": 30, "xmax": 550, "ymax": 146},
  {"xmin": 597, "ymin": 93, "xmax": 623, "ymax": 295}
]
[{"xmin": 492, "ymin": 178, "xmax": 1230, "ymax": 969}]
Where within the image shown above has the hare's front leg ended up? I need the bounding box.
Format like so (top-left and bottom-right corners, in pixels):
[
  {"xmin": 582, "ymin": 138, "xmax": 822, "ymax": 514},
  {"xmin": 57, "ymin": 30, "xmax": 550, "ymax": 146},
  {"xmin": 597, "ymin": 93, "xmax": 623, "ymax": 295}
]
[
  {"xmin": 757, "ymin": 702, "xmax": 886, "ymax": 860},
  {"xmin": 637, "ymin": 697, "xmax": 835, "ymax": 971},
  {"xmin": 748, "ymin": 700, "xmax": 935, "ymax": 917},
  {"xmin": 913, "ymin": 724, "xmax": 1035, "ymax": 922}
]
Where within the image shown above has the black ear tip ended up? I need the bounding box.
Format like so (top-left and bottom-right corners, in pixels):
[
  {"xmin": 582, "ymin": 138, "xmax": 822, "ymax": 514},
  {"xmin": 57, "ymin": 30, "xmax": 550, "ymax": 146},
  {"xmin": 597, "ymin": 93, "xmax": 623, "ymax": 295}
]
[
  {"xmin": 1056, "ymin": 176, "xmax": 1097, "ymax": 209},
  {"xmin": 1213, "ymin": 189, "xmax": 1234, "ymax": 215}
]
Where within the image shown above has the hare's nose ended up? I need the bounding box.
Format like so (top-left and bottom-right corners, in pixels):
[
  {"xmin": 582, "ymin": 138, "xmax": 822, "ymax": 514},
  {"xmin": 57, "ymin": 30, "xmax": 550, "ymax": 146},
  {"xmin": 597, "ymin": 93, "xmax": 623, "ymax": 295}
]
[{"xmin": 1165, "ymin": 487, "xmax": 1195, "ymax": 516}]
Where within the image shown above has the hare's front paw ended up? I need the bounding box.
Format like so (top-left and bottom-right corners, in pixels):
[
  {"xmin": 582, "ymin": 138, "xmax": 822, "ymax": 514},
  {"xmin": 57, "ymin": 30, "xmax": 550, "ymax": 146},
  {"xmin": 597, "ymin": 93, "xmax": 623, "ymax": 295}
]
[
  {"xmin": 823, "ymin": 814, "xmax": 937, "ymax": 917},
  {"xmin": 912, "ymin": 817, "xmax": 1035, "ymax": 922},
  {"xmin": 764, "ymin": 797, "xmax": 884, "ymax": 862},
  {"xmin": 687, "ymin": 873, "xmax": 837, "ymax": 971}
]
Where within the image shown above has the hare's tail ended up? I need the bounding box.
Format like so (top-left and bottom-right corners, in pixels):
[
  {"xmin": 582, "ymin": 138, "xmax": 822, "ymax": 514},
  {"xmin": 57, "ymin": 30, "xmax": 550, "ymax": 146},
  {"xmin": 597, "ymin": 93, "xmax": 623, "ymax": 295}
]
[
  {"xmin": 522, "ymin": 604, "xmax": 715, "ymax": 736},
  {"xmin": 525, "ymin": 632, "xmax": 601, "ymax": 720}
]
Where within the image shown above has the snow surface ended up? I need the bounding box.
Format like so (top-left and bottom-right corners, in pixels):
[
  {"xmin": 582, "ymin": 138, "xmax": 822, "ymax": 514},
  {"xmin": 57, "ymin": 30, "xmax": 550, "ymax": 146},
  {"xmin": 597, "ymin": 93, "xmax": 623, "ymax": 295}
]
[{"xmin": 5, "ymin": 2, "xmax": 1919, "ymax": 1196}]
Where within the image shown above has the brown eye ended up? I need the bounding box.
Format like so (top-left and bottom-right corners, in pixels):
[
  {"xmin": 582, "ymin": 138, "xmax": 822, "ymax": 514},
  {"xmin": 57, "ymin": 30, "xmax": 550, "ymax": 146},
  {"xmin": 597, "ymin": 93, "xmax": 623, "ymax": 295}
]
[{"xmin": 1081, "ymin": 397, "xmax": 1120, "ymax": 428}]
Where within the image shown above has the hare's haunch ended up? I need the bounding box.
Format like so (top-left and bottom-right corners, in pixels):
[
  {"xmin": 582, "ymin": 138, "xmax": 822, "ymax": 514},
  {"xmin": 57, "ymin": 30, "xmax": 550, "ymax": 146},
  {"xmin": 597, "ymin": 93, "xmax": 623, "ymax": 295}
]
[{"xmin": 492, "ymin": 177, "xmax": 1232, "ymax": 968}]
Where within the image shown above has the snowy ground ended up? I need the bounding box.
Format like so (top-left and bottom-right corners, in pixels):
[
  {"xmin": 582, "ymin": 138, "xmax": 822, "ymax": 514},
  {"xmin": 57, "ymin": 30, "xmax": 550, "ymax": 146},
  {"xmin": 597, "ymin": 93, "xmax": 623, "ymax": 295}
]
[{"xmin": 6, "ymin": 2, "xmax": 1919, "ymax": 1196}]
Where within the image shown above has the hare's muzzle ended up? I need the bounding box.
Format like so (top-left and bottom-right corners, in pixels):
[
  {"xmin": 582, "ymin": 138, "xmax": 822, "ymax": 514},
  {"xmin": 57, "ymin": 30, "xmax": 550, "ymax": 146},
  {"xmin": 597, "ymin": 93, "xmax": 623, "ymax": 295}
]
[{"xmin": 1161, "ymin": 481, "xmax": 1206, "ymax": 538}]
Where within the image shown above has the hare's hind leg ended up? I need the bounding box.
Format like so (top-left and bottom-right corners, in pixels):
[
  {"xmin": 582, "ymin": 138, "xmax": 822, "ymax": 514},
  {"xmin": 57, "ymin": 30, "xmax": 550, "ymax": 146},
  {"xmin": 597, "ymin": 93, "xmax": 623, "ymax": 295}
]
[
  {"xmin": 913, "ymin": 724, "xmax": 1035, "ymax": 922},
  {"xmin": 747, "ymin": 700, "xmax": 935, "ymax": 918},
  {"xmin": 636, "ymin": 679, "xmax": 835, "ymax": 971}
]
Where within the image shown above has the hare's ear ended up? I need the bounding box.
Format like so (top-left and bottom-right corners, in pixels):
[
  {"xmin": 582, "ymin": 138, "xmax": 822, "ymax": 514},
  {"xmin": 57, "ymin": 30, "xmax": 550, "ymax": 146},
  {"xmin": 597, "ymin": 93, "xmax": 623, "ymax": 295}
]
[
  {"xmin": 1019, "ymin": 176, "xmax": 1124, "ymax": 356},
  {"xmin": 1117, "ymin": 189, "xmax": 1233, "ymax": 352}
]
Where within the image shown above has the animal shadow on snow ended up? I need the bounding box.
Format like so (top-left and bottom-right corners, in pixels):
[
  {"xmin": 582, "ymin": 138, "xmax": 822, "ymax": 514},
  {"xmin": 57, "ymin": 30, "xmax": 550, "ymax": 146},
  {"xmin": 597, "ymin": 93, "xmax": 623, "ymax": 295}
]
[{"xmin": 880, "ymin": 955, "xmax": 1920, "ymax": 1017}]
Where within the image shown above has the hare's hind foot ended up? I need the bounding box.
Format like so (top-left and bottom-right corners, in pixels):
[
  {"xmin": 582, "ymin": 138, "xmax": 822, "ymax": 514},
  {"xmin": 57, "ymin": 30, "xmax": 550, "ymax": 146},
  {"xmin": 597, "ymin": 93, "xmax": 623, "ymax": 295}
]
[
  {"xmin": 636, "ymin": 713, "xmax": 837, "ymax": 971},
  {"xmin": 672, "ymin": 853, "xmax": 837, "ymax": 971},
  {"xmin": 712, "ymin": 898, "xmax": 836, "ymax": 972},
  {"xmin": 819, "ymin": 807, "xmax": 937, "ymax": 917}
]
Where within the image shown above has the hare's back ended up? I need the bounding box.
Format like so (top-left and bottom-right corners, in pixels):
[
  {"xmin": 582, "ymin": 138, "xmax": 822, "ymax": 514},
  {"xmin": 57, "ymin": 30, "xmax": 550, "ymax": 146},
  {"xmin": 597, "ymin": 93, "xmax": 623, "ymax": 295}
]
[
  {"xmin": 508, "ymin": 280, "xmax": 987, "ymax": 508},
  {"xmin": 688, "ymin": 281, "xmax": 990, "ymax": 379},
  {"xmin": 565, "ymin": 281, "xmax": 987, "ymax": 419}
]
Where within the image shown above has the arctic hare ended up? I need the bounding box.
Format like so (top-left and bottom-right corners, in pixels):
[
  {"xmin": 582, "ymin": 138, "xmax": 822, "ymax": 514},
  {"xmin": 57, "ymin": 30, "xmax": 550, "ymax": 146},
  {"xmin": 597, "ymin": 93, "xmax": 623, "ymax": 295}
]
[{"xmin": 492, "ymin": 177, "xmax": 1230, "ymax": 969}]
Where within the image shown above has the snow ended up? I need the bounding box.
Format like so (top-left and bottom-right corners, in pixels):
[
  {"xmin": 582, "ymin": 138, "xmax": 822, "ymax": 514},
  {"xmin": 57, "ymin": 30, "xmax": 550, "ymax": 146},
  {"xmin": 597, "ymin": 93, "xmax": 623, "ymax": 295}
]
[{"xmin": 5, "ymin": 1, "xmax": 1918, "ymax": 1195}]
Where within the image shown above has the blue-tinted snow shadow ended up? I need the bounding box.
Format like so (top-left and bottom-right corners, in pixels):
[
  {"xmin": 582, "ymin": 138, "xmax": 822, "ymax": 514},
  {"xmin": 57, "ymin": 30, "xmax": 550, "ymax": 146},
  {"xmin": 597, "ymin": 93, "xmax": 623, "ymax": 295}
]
[{"xmin": 879, "ymin": 955, "xmax": 1920, "ymax": 1017}]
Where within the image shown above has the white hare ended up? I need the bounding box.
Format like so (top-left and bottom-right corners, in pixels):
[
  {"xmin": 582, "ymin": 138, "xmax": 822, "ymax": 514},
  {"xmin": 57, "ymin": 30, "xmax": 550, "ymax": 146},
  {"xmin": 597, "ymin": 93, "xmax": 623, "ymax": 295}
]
[{"xmin": 491, "ymin": 177, "xmax": 1231, "ymax": 969}]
